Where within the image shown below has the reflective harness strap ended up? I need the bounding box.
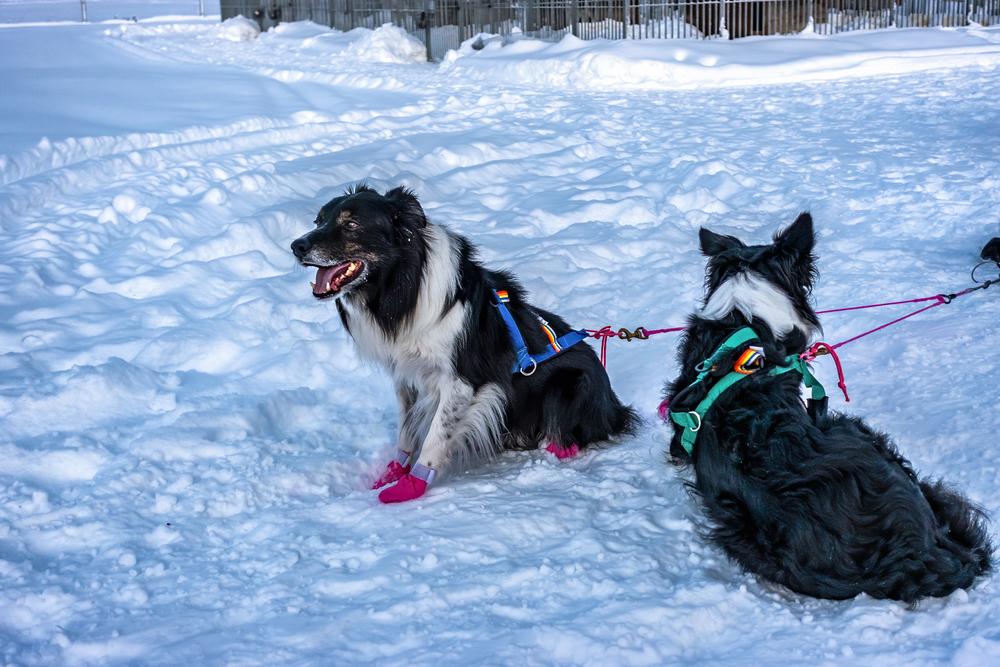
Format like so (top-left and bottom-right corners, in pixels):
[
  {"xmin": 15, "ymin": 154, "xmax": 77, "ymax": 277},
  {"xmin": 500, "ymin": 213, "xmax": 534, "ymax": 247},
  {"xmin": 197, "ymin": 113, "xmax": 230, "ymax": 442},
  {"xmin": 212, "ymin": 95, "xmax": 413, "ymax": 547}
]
[
  {"xmin": 493, "ymin": 289, "xmax": 589, "ymax": 375},
  {"xmin": 670, "ymin": 326, "xmax": 827, "ymax": 456}
]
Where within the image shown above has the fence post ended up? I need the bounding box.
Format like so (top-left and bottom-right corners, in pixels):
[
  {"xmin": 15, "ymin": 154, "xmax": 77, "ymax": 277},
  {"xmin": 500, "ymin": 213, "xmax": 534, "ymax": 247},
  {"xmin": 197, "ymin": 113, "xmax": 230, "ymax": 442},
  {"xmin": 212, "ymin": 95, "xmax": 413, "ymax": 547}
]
[
  {"xmin": 624, "ymin": 0, "xmax": 631, "ymax": 37},
  {"xmin": 79, "ymin": 0, "xmax": 87, "ymax": 21},
  {"xmin": 198, "ymin": 0, "xmax": 205, "ymax": 16},
  {"xmin": 525, "ymin": 0, "xmax": 535, "ymax": 34},
  {"xmin": 719, "ymin": 0, "xmax": 727, "ymax": 37},
  {"xmin": 570, "ymin": 0, "xmax": 578, "ymax": 36},
  {"xmin": 425, "ymin": 0, "xmax": 435, "ymax": 62}
]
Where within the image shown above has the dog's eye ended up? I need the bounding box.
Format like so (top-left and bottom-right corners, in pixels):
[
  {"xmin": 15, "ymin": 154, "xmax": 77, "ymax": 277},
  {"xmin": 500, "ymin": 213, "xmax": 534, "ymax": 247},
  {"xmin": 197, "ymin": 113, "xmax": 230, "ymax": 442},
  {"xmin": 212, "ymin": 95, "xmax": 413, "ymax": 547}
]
[{"xmin": 343, "ymin": 220, "xmax": 358, "ymax": 231}]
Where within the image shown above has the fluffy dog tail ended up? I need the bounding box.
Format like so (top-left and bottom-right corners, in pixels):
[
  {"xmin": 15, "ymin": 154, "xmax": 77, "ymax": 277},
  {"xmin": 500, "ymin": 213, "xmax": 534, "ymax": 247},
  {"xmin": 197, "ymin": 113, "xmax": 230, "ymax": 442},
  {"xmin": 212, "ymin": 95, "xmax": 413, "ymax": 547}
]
[
  {"xmin": 909, "ymin": 480, "xmax": 993, "ymax": 600},
  {"xmin": 610, "ymin": 396, "xmax": 639, "ymax": 439}
]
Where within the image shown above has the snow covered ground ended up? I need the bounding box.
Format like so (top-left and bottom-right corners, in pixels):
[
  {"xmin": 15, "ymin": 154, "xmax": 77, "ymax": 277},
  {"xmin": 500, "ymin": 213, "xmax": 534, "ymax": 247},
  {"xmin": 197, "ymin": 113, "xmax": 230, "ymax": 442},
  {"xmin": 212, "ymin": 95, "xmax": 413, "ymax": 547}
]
[
  {"xmin": 0, "ymin": 0, "xmax": 217, "ymax": 24},
  {"xmin": 1, "ymin": 6, "xmax": 999, "ymax": 666}
]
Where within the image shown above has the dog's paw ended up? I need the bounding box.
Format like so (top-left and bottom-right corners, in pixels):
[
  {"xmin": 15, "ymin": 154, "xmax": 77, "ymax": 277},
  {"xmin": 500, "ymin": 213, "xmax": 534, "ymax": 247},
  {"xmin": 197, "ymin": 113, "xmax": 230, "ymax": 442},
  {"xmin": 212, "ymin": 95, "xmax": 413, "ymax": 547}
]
[
  {"xmin": 378, "ymin": 474, "xmax": 428, "ymax": 503},
  {"xmin": 371, "ymin": 460, "xmax": 411, "ymax": 490},
  {"xmin": 545, "ymin": 442, "xmax": 580, "ymax": 460}
]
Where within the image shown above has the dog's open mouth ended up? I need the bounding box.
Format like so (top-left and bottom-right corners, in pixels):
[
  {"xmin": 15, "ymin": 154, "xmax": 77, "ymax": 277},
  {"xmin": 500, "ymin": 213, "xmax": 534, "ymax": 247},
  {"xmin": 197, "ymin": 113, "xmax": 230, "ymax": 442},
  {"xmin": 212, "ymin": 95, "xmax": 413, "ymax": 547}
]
[{"xmin": 311, "ymin": 261, "xmax": 364, "ymax": 298}]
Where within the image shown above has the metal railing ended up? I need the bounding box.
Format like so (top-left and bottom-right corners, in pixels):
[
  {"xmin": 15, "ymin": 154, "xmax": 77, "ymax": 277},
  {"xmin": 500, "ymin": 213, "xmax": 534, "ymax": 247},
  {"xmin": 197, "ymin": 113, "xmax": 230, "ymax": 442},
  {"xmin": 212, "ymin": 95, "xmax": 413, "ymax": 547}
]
[
  {"xmin": 221, "ymin": 0, "xmax": 1000, "ymax": 60},
  {"xmin": 78, "ymin": 0, "xmax": 207, "ymax": 21}
]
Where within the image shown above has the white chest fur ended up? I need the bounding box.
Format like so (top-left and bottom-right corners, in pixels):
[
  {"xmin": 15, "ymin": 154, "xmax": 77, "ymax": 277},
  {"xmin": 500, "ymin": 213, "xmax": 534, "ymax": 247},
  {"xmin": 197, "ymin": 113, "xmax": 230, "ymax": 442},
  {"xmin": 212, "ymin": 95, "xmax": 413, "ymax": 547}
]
[{"xmin": 340, "ymin": 224, "xmax": 467, "ymax": 394}]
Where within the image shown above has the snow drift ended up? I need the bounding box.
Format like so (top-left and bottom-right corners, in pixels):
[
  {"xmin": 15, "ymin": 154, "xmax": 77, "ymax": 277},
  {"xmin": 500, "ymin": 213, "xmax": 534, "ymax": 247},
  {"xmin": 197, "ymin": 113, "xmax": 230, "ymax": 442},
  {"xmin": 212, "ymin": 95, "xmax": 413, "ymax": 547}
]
[{"xmin": 441, "ymin": 26, "xmax": 1000, "ymax": 89}]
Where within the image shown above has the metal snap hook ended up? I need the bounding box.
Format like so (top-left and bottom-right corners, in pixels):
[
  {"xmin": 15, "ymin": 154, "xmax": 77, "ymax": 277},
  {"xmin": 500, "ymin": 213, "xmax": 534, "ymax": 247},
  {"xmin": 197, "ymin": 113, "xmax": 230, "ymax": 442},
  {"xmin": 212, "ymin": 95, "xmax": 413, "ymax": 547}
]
[
  {"xmin": 519, "ymin": 358, "xmax": 538, "ymax": 377},
  {"xmin": 687, "ymin": 411, "xmax": 702, "ymax": 432}
]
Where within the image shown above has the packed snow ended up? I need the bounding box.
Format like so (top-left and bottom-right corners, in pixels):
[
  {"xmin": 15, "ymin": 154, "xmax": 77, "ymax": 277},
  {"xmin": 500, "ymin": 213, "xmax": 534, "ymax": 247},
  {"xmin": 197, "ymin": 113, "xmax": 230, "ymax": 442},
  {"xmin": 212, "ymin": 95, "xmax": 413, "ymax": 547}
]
[{"xmin": 1, "ymin": 4, "xmax": 999, "ymax": 666}]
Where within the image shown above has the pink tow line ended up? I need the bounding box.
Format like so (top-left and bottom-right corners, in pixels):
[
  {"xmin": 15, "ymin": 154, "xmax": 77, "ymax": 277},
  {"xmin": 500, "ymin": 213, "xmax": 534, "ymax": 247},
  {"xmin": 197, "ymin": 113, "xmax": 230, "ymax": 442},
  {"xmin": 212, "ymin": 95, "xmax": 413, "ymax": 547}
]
[
  {"xmin": 586, "ymin": 325, "xmax": 685, "ymax": 367},
  {"xmin": 801, "ymin": 286, "xmax": 988, "ymax": 401},
  {"xmin": 590, "ymin": 281, "xmax": 994, "ymax": 409}
]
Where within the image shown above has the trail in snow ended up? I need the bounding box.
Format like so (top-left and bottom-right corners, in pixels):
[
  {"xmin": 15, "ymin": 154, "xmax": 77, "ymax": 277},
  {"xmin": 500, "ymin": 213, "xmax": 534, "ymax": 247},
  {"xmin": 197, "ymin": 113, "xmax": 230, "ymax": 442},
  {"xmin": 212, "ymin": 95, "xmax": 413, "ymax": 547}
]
[{"xmin": 0, "ymin": 14, "xmax": 999, "ymax": 667}]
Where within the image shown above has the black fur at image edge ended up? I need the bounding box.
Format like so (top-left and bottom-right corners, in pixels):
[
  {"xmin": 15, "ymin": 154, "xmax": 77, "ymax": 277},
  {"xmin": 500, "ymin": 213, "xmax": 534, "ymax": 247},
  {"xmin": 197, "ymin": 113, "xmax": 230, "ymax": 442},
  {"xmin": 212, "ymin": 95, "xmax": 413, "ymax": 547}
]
[{"xmin": 982, "ymin": 237, "xmax": 1000, "ymax": 263}]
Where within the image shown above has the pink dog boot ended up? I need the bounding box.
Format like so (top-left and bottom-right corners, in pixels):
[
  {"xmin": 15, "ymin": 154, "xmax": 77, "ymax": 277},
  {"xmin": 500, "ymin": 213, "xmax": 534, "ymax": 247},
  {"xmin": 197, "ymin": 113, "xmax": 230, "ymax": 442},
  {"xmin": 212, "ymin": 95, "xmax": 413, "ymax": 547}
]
[
  {"xmin": 378, "ymin": 463, "xmax": 436, "ymax": 504},
  {"xmin": 371, "ymin": 450, "xmax": 411, "ymax": 490},
  {"xmin": 546, "ymin": 442, "xmax": 580, "ymax": 460}
]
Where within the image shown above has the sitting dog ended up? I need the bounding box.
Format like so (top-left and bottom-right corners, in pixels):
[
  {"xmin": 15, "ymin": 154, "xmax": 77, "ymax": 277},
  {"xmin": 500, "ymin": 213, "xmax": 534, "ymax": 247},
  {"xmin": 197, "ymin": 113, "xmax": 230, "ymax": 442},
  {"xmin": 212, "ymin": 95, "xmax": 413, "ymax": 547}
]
[
  {"xmin": 664, "ymin": 212, "xmax": 991, "ymax": 601},
  {"xmin": 291, "ymin": 185, "xmax": 636, "ymax": 503}
]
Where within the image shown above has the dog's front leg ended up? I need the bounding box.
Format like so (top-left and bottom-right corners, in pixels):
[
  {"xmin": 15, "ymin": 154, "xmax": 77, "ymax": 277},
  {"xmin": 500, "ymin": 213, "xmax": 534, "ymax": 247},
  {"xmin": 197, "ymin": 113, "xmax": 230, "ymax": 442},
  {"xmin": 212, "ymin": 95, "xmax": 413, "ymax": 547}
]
[
  {"xmin": 378, "ymin": 378, "xmax": 477, "ymax": 503},
  {"xmin": 397, "ymin": 382, "xmax": 439, "ymax": 457},
  {"xmin": 372, "ymin": 382, "xmax": 429, "ymax": 490}
]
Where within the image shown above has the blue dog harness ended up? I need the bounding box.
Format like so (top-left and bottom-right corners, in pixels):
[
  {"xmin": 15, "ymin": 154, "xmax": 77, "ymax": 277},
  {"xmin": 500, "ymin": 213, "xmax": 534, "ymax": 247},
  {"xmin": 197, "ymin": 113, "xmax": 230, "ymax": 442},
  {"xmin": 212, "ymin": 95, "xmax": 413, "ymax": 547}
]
[{"xmin": 493, "ymin": 289, "xmax": 589, "ymax": 375}]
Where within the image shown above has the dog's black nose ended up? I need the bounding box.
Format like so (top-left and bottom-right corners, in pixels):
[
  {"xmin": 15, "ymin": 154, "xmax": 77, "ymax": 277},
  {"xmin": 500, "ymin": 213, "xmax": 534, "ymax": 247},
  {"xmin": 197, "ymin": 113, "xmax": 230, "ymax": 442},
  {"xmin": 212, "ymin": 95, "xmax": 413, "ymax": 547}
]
[{"xmin": 291, "ymin": 237, "xmax": 311, "ymax": 259}]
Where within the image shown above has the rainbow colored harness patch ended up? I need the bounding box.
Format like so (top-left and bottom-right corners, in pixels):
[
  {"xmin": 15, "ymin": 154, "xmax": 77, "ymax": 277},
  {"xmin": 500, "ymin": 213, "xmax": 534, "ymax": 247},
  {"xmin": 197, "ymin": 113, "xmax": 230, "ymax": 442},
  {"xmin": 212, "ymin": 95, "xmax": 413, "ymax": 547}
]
[
  {"xmin": 491, "ymin": 288, "xmax": 590, "ymax": 375},
  {"xmin": 537, "ymin": 318, "xmax": 561, "ymax": 353}
]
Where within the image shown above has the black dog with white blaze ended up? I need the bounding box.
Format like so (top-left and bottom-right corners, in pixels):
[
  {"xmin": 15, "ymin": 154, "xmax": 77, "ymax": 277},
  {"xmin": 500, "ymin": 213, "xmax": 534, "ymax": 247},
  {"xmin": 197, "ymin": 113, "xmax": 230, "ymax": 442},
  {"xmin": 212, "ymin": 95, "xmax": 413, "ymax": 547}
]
[
  {"xmin": 291, "ymin": 185, "xmax": 637, "ymax": 503},
  {"xmin": 664, "ymin": 213, "xmax": 991, "ymax": 602}
]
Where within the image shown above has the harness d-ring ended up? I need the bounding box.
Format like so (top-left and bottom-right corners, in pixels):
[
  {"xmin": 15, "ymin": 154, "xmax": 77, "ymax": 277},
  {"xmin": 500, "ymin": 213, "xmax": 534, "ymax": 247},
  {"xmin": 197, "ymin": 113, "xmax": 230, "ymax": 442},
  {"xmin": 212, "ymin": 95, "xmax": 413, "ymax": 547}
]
[
  {"xmin": 687, "ymin": 411, "xmax": 701, "ymax": 432},
  {"xmin": 519, "ymin": 357, "xmax": 538, "ymax": 377},
  {"xmin": 971, "ymin": 260, "xmax": 1000, "ymax": 285}
]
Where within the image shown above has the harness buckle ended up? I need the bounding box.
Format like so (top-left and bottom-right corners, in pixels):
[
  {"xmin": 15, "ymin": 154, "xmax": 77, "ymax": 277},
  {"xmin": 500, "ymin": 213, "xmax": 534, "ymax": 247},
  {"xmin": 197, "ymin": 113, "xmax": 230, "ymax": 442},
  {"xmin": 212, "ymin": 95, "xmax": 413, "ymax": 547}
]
[
  {"xmin": 519, "ymin": 357, "xmax": 538, "ymax": 377},
  {"xmin": 733, "ymin": 345, "xmax": 765, "ymax": 375},
  {"xmin": 687, "ymin": 411, "xmax": 702, "ymax": 432}
]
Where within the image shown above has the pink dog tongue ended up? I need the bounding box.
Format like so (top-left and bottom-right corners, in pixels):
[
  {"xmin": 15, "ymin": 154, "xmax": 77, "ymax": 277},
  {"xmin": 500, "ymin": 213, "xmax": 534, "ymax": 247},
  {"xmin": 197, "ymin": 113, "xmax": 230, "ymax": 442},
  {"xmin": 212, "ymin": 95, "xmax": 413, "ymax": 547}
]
[{"xmin": 313, "ymin": 265, "xmax": 340, "ymax": 295}]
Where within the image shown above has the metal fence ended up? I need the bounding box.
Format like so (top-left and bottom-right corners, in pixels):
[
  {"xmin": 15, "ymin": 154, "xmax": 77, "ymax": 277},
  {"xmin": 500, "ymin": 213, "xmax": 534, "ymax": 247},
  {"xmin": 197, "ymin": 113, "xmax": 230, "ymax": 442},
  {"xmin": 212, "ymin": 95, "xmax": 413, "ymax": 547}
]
[{"xmin": 221, "ymin": 0, "xmax": 1000, "ymax": 60}]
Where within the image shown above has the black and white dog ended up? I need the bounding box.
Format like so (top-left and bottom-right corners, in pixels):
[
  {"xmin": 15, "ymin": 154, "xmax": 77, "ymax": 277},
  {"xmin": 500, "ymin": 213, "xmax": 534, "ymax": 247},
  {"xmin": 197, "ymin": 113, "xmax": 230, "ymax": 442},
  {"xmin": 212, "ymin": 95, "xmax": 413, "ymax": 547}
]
[
  {"xmin": 664, "ymin": 213, "xmax": 991, "ymax": 602},
  {"xmin": 291, "ymin": 185, "xmax": 637, "ymax": 503}
]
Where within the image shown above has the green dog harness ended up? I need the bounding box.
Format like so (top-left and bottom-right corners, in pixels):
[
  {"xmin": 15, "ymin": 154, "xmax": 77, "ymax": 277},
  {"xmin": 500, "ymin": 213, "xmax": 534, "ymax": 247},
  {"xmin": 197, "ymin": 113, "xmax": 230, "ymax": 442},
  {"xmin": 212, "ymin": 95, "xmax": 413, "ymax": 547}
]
[{"xmin": 669, "ymin": 327, "xmax": 826, "ymax": 456}]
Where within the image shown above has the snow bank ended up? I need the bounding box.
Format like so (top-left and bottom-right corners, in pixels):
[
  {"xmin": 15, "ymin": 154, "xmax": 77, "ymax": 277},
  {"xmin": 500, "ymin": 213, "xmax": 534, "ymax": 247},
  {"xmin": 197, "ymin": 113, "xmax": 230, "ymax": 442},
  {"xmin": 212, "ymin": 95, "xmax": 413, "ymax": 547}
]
[
  {"xmin": 441, "ymin": 26, "xmax": 1000, "ymax": 90},
  {"xmin": 110, "ymin": 19, "xmax": 428, "ymax": 66},
  {"xmin": 216, "ymin": 15, "xmax": 258, "ymax": 42},
  {"xmin": 269, "ymin": 22, "xmax": 426, "ymax": 64},
  {"xmin": 338, "ymin": 23, "xmax": 427, "ymax": 64}
]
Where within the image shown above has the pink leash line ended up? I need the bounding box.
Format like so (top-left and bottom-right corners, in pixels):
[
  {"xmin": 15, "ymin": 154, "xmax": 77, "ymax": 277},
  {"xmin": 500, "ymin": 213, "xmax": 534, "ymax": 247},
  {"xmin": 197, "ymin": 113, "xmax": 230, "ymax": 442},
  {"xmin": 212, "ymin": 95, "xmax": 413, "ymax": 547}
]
[
  {"xmin": 587, "ymin": 296, "xmax": 953, "ymax": 367},
  {"xmin": 800, "ymin": 285, "xmax": 989, "ymax": 401},
  {"xmin": 590, "ymin": 281, "xmax": 995, "ymax": 406},
  {"xmin": 586, "ymin": 325, "xmax": 686, "ymax": 367},
  {"xmin": 814, "ymin": 294, "xmax": 946, "ymax": 315}
]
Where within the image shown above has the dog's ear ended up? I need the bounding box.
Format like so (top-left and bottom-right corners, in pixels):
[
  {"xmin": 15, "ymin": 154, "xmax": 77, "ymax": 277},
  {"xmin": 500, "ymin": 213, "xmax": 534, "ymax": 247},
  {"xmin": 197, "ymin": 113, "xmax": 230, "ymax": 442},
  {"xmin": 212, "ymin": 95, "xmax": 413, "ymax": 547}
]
[
  {"xmin": 699, "ymin": 227, "xmax": 745, "ymax": 256},
  {"xmin": 384, "ymin": 187, "xmax": 427, "ymax": 228},
  {"xmin": 346, "ymin": 182, "xmax": 375, "ymax": 195},
  {"xmin": 776, "ymin": 212, "xmax": 818, "ymax": 292},
  {"xmin": 774, "ymin": 212, "xmax": 814, "ymax": 256}
]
